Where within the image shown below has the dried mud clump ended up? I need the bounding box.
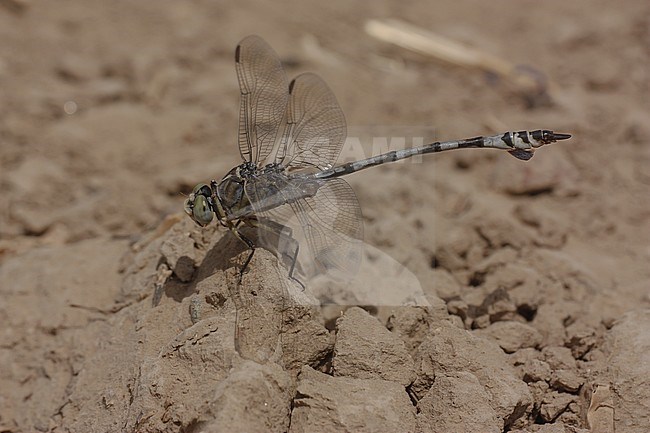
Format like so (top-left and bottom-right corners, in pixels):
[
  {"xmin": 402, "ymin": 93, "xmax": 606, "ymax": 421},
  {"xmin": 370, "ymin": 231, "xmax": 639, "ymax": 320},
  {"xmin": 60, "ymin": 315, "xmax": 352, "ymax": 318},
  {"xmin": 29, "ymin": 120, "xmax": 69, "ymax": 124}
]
[{"xmin": 3, "ymin": 209, "xmax": 645, "ymax": 433}]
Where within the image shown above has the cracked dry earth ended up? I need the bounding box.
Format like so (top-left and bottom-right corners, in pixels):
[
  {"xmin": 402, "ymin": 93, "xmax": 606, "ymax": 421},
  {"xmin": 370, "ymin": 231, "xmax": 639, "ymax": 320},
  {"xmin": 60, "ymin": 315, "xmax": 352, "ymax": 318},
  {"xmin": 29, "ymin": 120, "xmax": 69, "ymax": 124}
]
[{"xmin": 1, "ymin": 0, "xmax": 650, "ymax": 432}]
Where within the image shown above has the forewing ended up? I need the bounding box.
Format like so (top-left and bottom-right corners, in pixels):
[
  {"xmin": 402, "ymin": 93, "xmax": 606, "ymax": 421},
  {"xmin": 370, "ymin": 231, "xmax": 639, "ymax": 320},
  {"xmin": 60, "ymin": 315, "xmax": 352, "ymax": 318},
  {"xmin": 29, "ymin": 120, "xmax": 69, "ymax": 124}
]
[
  {"xmin": 236, "ymin": 36, "xmax": 289, "ymax": 164},
  {"xmin": 276, "ymin": 73, "xmax": 346, "ymax": 171}
]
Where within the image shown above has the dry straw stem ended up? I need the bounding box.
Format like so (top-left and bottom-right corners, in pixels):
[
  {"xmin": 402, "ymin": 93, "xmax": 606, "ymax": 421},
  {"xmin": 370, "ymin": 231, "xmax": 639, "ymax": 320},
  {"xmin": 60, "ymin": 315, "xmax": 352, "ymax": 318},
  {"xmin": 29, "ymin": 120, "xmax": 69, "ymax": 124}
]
[{"xmin": 365, "ymin": 18, "xmax": 559, "ymax": 102}]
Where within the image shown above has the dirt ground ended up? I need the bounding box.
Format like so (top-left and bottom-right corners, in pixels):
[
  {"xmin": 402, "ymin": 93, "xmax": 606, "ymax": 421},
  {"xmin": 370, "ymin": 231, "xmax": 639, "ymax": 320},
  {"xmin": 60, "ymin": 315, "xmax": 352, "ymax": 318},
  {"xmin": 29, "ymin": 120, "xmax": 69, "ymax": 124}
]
[{"xmin": 1, "ymin": 0, "xmax": 649, "ymax": 432}]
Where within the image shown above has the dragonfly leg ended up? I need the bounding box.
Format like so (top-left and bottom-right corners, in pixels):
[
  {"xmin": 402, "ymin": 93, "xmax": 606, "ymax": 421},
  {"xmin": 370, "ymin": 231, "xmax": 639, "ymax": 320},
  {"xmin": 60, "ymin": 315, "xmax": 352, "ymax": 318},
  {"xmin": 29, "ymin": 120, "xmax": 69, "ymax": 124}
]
[
  {"xmin": 248, "ymin": 217, "xmax": 305, "ymax": 290},
  {"xmin": 287, "ymin": 243, "xmax": 305, "ymax": 291},
  {"xmin": 280, "ymin": 238, "xmax": 304, "ymax": 290},
  {"xmin": 231, "ymin": 227, "xmax": 256, "ymax": 284}
]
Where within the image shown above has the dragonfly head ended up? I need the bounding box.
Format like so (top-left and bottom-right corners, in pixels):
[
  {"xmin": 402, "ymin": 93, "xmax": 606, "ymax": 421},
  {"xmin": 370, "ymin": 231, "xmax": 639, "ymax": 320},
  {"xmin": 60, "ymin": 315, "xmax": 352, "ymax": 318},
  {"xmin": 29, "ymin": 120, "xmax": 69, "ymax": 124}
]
[{"xmin": 184, "ymin": 183, "xmax": 216, "ymax": 227}]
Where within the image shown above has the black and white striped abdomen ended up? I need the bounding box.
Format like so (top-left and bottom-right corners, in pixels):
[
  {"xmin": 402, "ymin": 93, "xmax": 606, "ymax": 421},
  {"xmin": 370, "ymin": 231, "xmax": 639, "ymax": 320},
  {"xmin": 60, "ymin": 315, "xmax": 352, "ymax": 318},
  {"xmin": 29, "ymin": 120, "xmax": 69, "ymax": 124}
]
[{"xmin": 492, "ymin": 130, "xmax": 570, "ymax": 151}]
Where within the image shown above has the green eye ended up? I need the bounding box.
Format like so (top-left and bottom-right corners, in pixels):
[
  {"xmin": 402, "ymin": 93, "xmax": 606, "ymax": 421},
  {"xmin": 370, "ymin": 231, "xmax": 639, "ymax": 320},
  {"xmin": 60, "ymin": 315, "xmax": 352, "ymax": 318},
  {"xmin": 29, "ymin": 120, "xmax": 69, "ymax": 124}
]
[{"xmin": 192, "ymin": 195, "xmax": 213, "ymax": 226}]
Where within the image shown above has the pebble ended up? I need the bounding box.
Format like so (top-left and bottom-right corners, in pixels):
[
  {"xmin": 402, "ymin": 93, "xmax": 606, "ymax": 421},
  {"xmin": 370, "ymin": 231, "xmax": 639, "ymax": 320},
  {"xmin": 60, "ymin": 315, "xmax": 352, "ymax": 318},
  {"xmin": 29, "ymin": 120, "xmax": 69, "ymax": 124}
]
[
  {"xmin": 291, "ymin": 366, "xmax": 416, "ymax": 433},
  {"xmin": 333, "ymin": 307, "xmax": 415, "ymax": 386}
]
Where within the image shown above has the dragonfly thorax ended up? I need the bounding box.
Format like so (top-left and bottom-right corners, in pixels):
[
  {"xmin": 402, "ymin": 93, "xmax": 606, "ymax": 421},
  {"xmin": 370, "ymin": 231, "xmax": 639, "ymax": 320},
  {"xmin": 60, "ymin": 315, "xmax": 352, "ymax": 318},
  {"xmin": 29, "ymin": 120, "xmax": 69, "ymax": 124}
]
[
  {"xmin": 183, "ymin": 161, "xmax": 295, "ymax": 228},
  {"xmin": 216, "ymin": 165, "xmax": 253, "ymax": 220},
  {"xmin": 218, "ymin": 162, "xmax": 288, "ymax": 220}
]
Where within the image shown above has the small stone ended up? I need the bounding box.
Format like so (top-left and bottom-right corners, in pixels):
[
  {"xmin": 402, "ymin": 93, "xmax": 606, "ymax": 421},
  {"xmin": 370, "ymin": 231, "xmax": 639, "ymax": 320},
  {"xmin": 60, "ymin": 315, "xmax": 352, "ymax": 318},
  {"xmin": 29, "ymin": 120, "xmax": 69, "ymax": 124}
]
[
  {"xmin": 523, "ymin": 359, "xmax": 552, "ymax": 383},
  {"xmin": 201, "ymin": 361, "xmax": 293, "ymax": 432},
  {"xmin": 474, "ymin": 321, "xmax": 542, "ymax": 353},
  {"xmin": 446, "ymin": 299, "xmax": 468, "ymax": 321},
  {"xmin": 412, "ymin": 324, "xmax": 532, "ymax": 426},
  {"xmin": 290, "ymin": 366, "xmax": 416, "ymax": 433},
  {"xmin": 474, "ymin": 218, "xmax": 530, "ymax": 250},
  {"xmin": 528, "ymin": 380, "xmax": 550, "ymax": 408},
  {"xmin": 281, "ymin": 311, "xmax": 334, "ymax": 373},
  {"xmin": 430, "ymin": 268, "xmax": 462, "ymax": 300},
  {"xmin": 417, "ymin": 372, "xmax": 501, "ymax": 433},
  {"xmin": 464, "ymin": 285, "xmax": 517, "ymax": 322},
  {"xmin": 433, "ymin": 244, "xmax": 467, "ymax": 270},
  {"xmin": 539, "ymin": 391, "xmax": 576, "ymax": 422},
  {"xmin": 510, "ymin": 348, "xmax": 541, "ymax": 367},
  {"xmin": 565, "ymin": 323, "xmax": 597, "ymax": 358},
  {"xmin": 449, "ymin": 314, "xmax": 465, "ymax": 329},
  {"xmin": 556, "ymin": 405, "xmax": 581, "ymax": 425},
  {"xmin": 433, "ymin": 226, "xmax": 476, "ymax": 270},
  {"xmin": 487, "ymin": 298, "xmax": 518, "ymax": 322},
  {"xmin": 333, "ymin": 307, "xmax": 415, "ymax": 386},
  {"xmin": 472, "ymin": 247, "xmax": 519, "ymax": 272},
  {"xmin": 542, "ymin": 346, "xmax": 576, "ymax": 370},
  {"xmin": 472, "ymin": 314, "xmax": 491, "ymax": 329},
  {"xmin": 550, "ymin": 369, "xmax": 582, "ymax": 393},
  {"xmin": 387, "ymin": 306, "xmax": 434, "ymax": 353}
]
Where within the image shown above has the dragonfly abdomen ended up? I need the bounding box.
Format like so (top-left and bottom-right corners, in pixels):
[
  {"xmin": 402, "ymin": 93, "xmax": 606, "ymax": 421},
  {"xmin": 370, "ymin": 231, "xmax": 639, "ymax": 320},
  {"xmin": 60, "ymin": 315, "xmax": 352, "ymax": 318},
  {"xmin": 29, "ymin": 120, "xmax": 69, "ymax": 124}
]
[{"xmin": 315, "ymin": 130, "xmax": 570, "ymax": 179}]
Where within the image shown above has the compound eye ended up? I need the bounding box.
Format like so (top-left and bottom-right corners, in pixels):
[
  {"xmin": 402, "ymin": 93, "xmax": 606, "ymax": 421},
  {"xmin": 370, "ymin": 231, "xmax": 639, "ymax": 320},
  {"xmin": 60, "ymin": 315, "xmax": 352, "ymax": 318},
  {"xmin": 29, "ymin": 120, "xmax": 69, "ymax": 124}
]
[
  {"xmin": 192, "ymin": 183, "xmax": 212, "ymax": 197},
  {"xmin": 192, "ymin": 195, "xmax": 213, "ymax": 226}
]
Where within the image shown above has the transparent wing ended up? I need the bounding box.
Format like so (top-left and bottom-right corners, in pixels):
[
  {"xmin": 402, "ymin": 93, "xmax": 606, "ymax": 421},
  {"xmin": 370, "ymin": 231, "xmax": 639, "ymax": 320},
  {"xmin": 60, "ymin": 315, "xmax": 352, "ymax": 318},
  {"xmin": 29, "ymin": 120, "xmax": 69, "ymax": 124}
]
[
  {"xmin": 236, "ymin": 35, "xmax": 289, "ymax": 164},
  {"xmin": 289, "ymin": 178, "xmax": 363, "ymax": 277},
  {"xmin": 244, "ymin": 174, "xmax": 363, "ymax": 279},
  {"xmin": 275, "ymin": 73, "xmax": 346, "ymax": 171}
]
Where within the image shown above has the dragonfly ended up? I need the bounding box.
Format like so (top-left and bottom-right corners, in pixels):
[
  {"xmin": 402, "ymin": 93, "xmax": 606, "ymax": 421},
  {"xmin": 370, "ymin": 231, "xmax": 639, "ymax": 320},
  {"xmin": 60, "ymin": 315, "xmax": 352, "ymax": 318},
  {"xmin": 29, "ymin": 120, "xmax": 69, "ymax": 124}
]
[{"xmin": 183, "ymin": 35, "xmax": 571, "ymax": 285}]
